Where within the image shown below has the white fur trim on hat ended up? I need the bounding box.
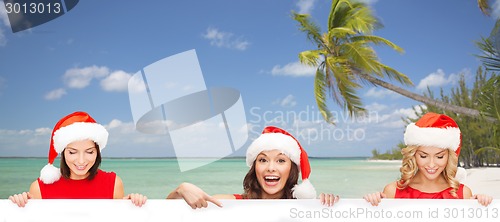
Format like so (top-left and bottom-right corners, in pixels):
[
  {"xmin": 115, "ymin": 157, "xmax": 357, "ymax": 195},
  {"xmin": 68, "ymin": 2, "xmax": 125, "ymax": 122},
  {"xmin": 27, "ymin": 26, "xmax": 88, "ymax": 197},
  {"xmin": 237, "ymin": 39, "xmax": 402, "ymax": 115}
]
[
  {"xmin": 246, "ymin": 133, "xmax": 301, "ymax": 167},
  {"xmin": 40, "ymin": 163, "xmax": 61, "ymax": 184},
  {"xmin": 53, "ymin": 122, "xmax": 109, "ymax": 153},
  {"xmin": 292, "ymin": 179, "xmax": 317, "ymax": 199},
  {"xmin": 404, "ymin": 123, "xmax": 461, "ymax": 151}
]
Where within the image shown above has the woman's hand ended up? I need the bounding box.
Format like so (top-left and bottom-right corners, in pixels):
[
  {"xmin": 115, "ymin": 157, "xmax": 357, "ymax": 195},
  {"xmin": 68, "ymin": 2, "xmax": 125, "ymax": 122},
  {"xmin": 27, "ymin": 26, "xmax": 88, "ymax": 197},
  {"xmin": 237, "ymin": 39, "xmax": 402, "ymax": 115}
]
[
  {"xmin": 363, "ymin": 192, "xmax": 386, "ymax": 206},
  {"xmin": 173, "ymin": 182, "xmax": 223, "ymax": 209},
  {"xmin": 472, "ymin": 194, "xmax": 493, "ymax": 207},
  {"xmin": 319, "ymin": 193, "xmax": 339, "ymax": 207},
  {"xmin": 124, "ymin": 193, "xmax": 147, "ymax": 207},
  {"xmin": 8, "ymin": 192, "xmax": 32, "ymax": 207}
]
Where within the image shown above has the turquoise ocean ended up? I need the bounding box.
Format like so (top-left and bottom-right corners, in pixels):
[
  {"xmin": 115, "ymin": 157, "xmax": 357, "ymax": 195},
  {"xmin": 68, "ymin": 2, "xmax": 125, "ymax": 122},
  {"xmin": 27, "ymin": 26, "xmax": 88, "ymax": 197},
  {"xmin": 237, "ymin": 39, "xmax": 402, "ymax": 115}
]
[{"xmin": 0, "ymin": 158, "xmax": 401, "ymax": 199}]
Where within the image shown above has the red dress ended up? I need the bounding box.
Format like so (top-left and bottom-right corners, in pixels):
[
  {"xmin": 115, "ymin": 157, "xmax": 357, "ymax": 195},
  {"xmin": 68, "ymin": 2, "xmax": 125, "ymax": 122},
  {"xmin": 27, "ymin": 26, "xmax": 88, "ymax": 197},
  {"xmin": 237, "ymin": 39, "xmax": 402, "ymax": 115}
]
[
  {"xmin": 38, "ymin": 169, "xmax": 116, "ymax": 199},
  {"xmin": 233, "ymin": 194, "xmax": 245, "ymax": 199},
  {"xmin": 395, "ymin": 184, "xmax": 464, "ymax": 199}
]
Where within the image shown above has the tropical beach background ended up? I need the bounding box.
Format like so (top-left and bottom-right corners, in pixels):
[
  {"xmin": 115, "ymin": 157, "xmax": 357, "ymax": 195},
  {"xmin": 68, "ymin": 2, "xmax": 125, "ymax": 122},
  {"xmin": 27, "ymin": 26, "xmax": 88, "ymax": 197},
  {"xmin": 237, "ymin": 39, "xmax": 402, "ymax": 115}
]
[
  {"xmin": 2, "ymin": 158, "xmax": 499, "ymax": 199},
  {"xmin": 1, "ymin": 0, "xmax": 499, "ymax": 201}
]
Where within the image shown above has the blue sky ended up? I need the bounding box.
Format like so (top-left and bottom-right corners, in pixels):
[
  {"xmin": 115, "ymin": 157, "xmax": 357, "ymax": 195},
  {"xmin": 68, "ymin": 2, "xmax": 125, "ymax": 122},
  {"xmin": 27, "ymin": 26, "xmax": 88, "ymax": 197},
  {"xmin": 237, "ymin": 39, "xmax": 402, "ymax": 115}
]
[{"xmin": 0, "ymin": 0, "xmax": 497, "ymax": 158}]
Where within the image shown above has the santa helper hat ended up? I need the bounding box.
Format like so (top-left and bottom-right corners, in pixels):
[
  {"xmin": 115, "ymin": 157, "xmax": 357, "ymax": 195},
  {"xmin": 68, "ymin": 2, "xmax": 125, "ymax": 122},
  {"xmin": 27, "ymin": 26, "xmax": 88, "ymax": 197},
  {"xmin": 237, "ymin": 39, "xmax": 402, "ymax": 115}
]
[
  {"xmin": 246, "ymin": 126, "xmax": 317, "ymax": 199},
  {"xmin": 40, "ymin": 111, "xmax": 109, "ymax": 184},
  {"xmin": 403, "ymin": 112, "xmax": 466, "ymax": 182}
]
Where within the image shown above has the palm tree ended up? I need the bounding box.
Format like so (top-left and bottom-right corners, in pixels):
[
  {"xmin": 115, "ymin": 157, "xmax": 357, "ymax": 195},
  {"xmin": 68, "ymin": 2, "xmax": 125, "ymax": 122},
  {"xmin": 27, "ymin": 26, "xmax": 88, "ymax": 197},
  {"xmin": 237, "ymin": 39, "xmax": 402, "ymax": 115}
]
[
  {"xmin": 476, "ymin": 20, "xmax": 500, "ymax": 71},
  {"xmin": 293, "ymin": 0, "xmax": 492, "ymax": 124}
]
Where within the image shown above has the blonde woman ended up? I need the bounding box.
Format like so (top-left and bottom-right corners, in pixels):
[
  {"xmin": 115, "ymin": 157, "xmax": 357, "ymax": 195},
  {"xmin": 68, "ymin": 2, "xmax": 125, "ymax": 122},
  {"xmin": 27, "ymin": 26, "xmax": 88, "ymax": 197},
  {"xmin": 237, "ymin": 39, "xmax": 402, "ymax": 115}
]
[{"xmin": 363, "ymin": 113, "xmax": 492, "ymax": 206}]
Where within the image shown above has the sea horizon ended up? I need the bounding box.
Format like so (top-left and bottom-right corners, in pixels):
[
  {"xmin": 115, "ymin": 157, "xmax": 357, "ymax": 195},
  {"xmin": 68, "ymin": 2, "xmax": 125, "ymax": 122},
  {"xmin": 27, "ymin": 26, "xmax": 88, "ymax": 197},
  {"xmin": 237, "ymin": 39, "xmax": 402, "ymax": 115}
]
[
  {"xmin": 0, "ymin": 156, "xmax": 372, "ymax": 160},
  {"xmin": 0, "ymin": 158, "xmax": 400, "ymax": 199}
]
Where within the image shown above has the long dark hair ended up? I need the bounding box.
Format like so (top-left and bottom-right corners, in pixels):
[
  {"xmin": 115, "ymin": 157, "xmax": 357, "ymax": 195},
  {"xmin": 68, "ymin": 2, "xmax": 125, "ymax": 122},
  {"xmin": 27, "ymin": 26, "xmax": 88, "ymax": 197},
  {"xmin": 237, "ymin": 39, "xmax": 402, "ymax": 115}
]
[
  {"xmin": 242, "ymin": 160, "xmax": 299, "ymax": 199},
  {"xmin": 60, "ymin": 142, "xmax": 102, "ymax": 180}
]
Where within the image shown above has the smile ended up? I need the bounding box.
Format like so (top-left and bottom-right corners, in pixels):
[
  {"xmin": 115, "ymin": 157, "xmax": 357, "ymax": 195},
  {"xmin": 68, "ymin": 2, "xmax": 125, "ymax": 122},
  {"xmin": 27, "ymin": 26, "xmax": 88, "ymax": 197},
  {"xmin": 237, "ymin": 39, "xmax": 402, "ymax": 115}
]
[
  {"xmin": 74, "ymin": 164, "xmax": 87, "ymax": 171},
  {"xmin": 264, "ymin": 176, "xmax": 280, "ymax": 186},
  {"xmin": 426, "ymin": 168, "xmax": 437, "ymax": 174}
]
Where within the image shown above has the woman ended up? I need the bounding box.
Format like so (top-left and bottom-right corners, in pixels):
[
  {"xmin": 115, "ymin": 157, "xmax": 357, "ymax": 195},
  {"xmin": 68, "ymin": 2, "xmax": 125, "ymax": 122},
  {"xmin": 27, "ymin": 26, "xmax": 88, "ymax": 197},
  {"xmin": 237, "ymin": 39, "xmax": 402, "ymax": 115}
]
[
  {"xmin": 9, "ymin": 111, "xmax": 147, "ymax": 207},
  {"xmin": 363, "ymin": 112, "xmax": 492, "ymax": 206},
  {"xmin": 167, "ymin": 126, "xmax": 339, "ymax": 208}
]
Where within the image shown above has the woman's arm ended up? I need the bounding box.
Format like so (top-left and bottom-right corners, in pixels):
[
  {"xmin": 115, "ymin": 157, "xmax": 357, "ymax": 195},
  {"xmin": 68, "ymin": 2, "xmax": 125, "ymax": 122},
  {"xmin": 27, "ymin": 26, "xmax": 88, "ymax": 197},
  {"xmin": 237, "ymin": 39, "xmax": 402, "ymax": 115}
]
[
  {"xmin": 363, "ymin": 181, "xmax": 397, "ymax": 206},
  {"xmin": 113, "ymin": 176, "xmax": 124, "ymax": 199},
  {"xmin": 167, "ymin": 182, "xmax": 224, "ymax": 209},
  {"xmin": 8, "ymin": 180, "xmax": 41, "ymax": 207},
  {"xmin": 115, "ymin": 175, "xmax": 147, "ymax": 207},
  {"xmin": 463, "ymin": 185, "xmax": 493, "ymax": 207}
]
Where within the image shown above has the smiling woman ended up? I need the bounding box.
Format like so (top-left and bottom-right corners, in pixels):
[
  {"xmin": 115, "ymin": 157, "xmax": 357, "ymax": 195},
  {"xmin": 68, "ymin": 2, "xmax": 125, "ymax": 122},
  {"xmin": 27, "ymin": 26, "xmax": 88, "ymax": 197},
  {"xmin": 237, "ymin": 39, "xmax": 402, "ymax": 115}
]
[
  {"xmin": 363, "ymin": 113, "xmax": 493, "ymax": 207},
  {"xmin": 167, "ymin": 126, "xmax": 339, "ymax": 208},
  {"xmin": 8, "ymin": 111, "xmax": 147, "ymax": 207}
]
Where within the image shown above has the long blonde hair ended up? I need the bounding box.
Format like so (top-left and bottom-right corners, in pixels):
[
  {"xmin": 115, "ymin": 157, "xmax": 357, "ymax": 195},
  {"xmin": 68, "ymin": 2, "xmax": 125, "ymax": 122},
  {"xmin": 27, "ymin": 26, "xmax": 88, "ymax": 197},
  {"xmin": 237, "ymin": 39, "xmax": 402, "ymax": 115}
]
[{"xmin": 397, "ymin": 145, "xmax": 460, "ymax": 198}]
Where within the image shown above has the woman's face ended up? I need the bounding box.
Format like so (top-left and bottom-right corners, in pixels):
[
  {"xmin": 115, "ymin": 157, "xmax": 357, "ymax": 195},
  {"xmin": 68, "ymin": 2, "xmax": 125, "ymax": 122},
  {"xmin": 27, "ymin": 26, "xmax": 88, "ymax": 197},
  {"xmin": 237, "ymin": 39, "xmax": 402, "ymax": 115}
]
[
  {"xmin": 415, "ymin": 146, "xmax": 449, "ymax": 181},
  {"xmin": 63, "ymin": 139, "xmax": 97, "ymax": 180},
  {"xmin": 255, "ymin": 149, "xmax": 292, "ymax": 199}
]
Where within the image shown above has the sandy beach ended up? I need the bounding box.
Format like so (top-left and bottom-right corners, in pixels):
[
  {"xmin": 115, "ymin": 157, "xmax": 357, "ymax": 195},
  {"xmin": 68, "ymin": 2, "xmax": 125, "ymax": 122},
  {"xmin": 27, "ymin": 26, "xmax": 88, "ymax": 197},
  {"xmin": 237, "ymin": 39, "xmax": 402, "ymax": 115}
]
[{"xmin": 464, "ymin": 167, "xmax": 500, "ymax": 198}]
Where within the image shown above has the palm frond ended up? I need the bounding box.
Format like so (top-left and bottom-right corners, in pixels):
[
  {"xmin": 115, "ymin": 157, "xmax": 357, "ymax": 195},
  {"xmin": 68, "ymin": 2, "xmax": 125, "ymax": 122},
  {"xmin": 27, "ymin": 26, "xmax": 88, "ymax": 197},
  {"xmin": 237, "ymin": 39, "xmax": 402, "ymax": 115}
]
[
  {"xmin": 341, "ymin": 41, "xmax": 379, "ymax": 74},
  {"xmin": 476, "ymin": 37, "xmax": 500, "ymax": 71},
  {"xmin": 475, "ymin": 20, "xmax": 500, "ymax": 70},
  {"xmin": 373, "ymin": 60, "xmax": 414, "ymax": 86},
  {"xmin": 314, "ymin": 68, "xmax": 335, "ymax": 124},
  {"xmin": 345, "ymin": 4, "xmax": 379, "ymax": 34},
  {"xmin": 328, "ymin": 0, "xmax": 353, "ymax": 30},
  {"xmin": 350, "ymin": 35, "xmax": 404, "ymax": 53},
  {"xmin": 478, "ymin": 75, "xmax": 500, "ymax": 121},
  {"xmin": 298, "ymin": 50, "xmax": 322, "ymax": 66},
  {"xmin": 326, "ymin": 57, "xmax": 365, "ymax": 116},
  {"xmin": 474, "ymin": 146, "xmax": 500, "ymax": 156},
  {"xmin": 478, "ymin": 0, "xmax": 491, "ymax": 16},
  {"xmin": 292, "ymin": 12, "xmax": 323, "ymax": 47},
  {"xmin": 327, "ymin": 27, "xmax": 356, "ymax": 40}
]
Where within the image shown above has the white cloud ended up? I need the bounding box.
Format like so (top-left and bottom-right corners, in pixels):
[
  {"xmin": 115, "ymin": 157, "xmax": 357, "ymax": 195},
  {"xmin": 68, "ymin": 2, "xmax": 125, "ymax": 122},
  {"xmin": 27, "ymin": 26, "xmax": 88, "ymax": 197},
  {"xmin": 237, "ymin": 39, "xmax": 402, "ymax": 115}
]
[
  {"xmin": 127, "ymin": 74, "xmax": 147, "ymax": 93},
  {"xmin": 416, "ymin": 69, "xmax": 460, "ymax": 90},
  {"xmin": 0, "ymin": 119, "xmax": 172, "ymax": 157},
  {"xmin": 0, "ymin": 3, "xmax": 9, "ymax": 46},
  {"xmin": 0, "ymin": 27, "xmax": 6, "ymax": 46},
  {"xmin": 44, "ymin": 88, "xmax": 67, "ymax": 100},
  {"xmin": 492, "ymin": 0, "xmax": 500, "ymax": 18},
  {"xmin": 393, "ymin": 106, "xmax": 422, "ymax": 119},
  {"xmin": 271, "ymin": 61, "xmax": 316, "ymax": 77},
  {"xmin": 357, "ymin": 0, "xmax": 378, "ymax": 5},
  {"xmin": 34, "ymin": 127, "xmax": 52, "ymax": 136},
  {"xmin": 0, "ymin": 4, "xmax": 9, "ymax": 26},
  {"xmin": 202, "ymin": 27, "xmax": 250, "ymax": 51},
  {"xmin": 296, "ymin": 0, "xmax": 316, "ymax": 14},
  {"xmin": 274, "ymin": 94, "xmax": 297, "ymax": 108},
  {"xmin": 106, "ymin": 119, "xmax": 123, "ymax": 129},
  {"xmin": 49, "ymin": 66, "xmax": 132, "ymax": 100},
  {"xmin": 364, "ymin": 87, "xmax": 400, "ymax": 99},
  {"xmin": 100, "ymin": 70, "xmax": 132, "ymax": 92},
  {"xmin": 365, "ymin": 102, "xmax": 388, "ymax": 112},
  {"xmin": 63, "ymin": 66, "xmax": 109, "ymax": 89},
  {"xmin": 379, "ymin": 105, "xmax": 427, "ymax": 128}
]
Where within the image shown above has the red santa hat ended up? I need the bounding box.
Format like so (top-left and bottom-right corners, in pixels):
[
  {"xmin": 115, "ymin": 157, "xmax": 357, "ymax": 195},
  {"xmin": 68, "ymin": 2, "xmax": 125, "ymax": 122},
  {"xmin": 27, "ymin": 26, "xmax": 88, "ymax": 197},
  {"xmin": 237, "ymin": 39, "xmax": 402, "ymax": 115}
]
[
  {"xmin": 40, "ymin": 111, "xmax": 109, "ymax": 184},
  {"xmin": 246, "ymin": 126, "xmax": 317, "ymax": 199},
  {"xmin": 404, "ymin": 112, "xmax": 466, "ymax": 182}
]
